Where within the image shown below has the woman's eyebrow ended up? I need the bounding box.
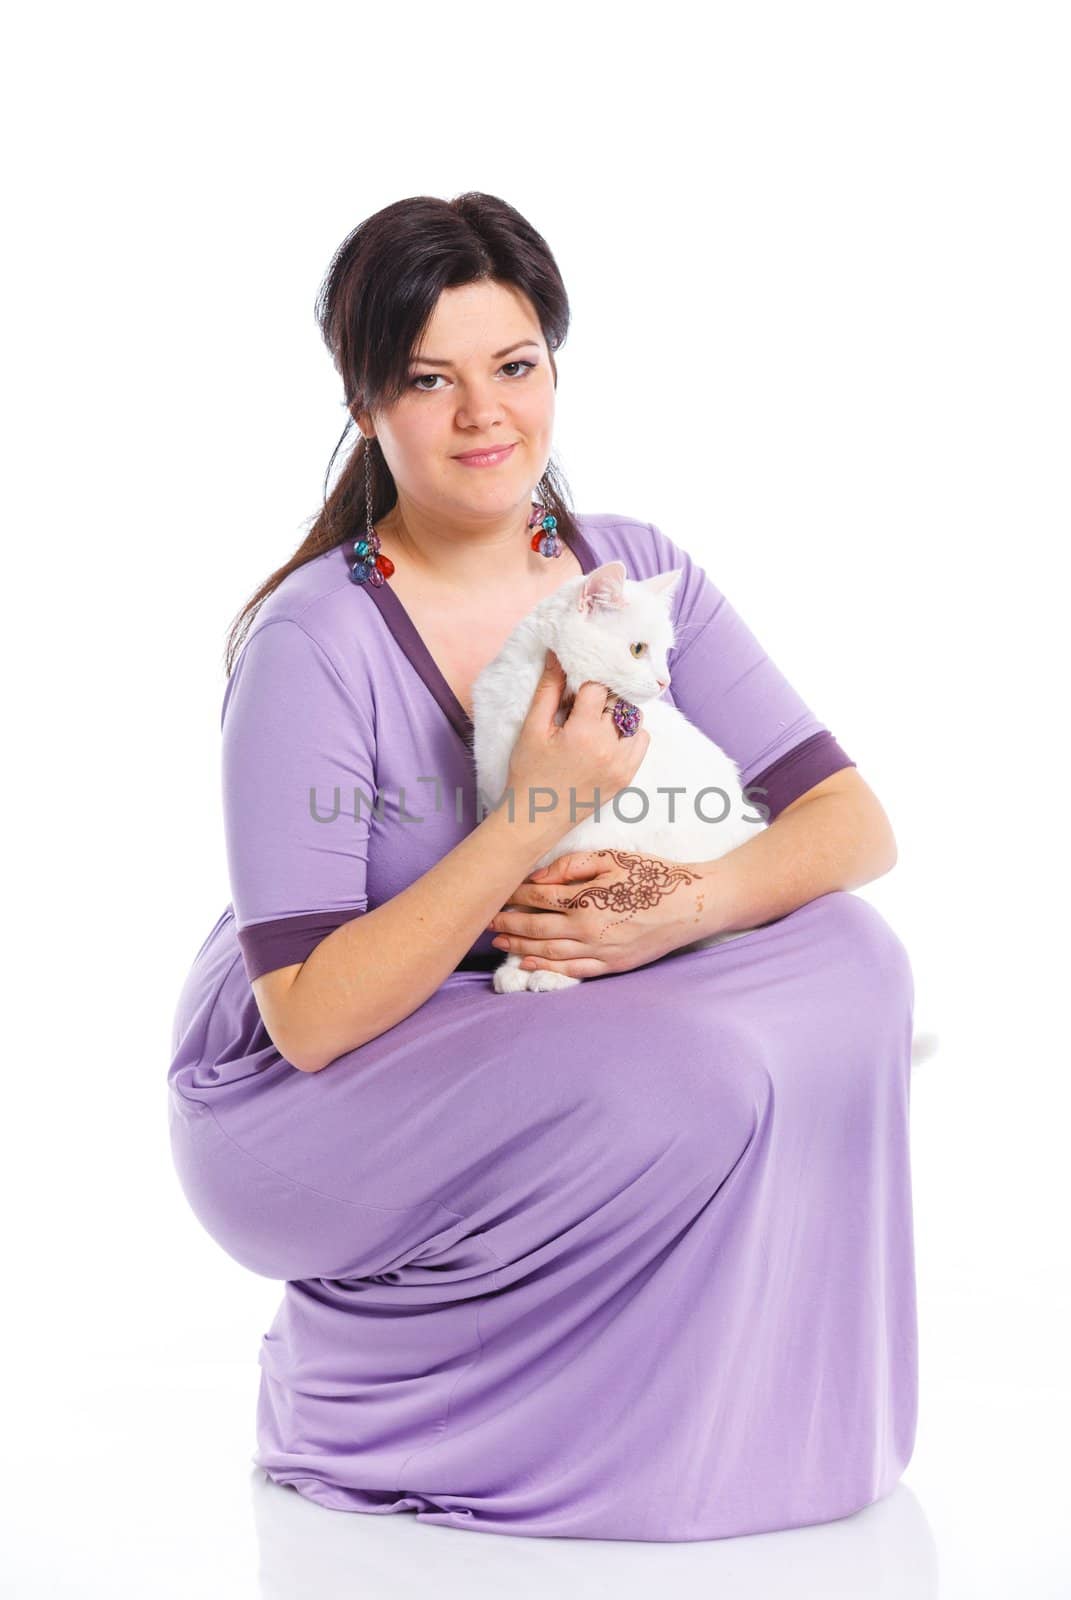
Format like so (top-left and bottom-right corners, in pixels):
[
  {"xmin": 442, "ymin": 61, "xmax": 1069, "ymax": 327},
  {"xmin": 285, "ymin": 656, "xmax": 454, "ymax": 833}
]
[{"xmin": 411, "ymin": 340, "xmax": 541, "ymax": 368}]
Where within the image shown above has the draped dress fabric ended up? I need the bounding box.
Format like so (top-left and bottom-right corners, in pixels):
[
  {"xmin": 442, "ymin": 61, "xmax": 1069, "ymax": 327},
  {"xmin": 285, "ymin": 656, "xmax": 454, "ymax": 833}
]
[{"xmin": 167, "ymin": 513, "xmax": 918, "ymax": 1543}]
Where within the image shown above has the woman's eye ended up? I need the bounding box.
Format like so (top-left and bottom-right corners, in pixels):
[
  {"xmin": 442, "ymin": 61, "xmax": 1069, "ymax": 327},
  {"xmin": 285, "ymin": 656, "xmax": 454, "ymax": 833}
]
[
  {"xmin": 630, "ymin": 642, "xmax": 647, "ymax": 658},
  {"xmin": 409, "ymin": 360, "xmax": 537, "ymax": 393}
]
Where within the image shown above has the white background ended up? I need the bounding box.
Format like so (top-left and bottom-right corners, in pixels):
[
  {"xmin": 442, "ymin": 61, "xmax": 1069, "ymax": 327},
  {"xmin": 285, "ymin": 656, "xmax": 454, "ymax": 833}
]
[{"xmin": 3, "ymin": 2, "xmax": 1068, "ymax": 1595}]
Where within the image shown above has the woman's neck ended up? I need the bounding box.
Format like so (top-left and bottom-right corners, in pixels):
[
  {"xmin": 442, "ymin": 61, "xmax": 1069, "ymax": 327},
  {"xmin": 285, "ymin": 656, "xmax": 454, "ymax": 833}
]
[{"xmin": 376, "ymin": 500, "xmax": 540, "ymax": 590}]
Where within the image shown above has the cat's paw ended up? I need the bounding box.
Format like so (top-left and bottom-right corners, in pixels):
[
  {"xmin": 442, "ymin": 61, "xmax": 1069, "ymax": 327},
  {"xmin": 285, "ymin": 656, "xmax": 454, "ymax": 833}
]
[
  {"xmin": 526, "ymin": 968, "xmax": 582, "ymax": 993},
  {"xmin": 492, "ymin": 959, "xmax": 532, "ymax": 994}
]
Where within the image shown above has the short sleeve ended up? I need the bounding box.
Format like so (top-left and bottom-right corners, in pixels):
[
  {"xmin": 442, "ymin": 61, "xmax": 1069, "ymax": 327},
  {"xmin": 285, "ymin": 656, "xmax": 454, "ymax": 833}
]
[
  {"xmin": 649, "ymin": 522, "xmax": 856, "ymax": 822},
  {"xmin": 221, "ymin": 617, "xmax": 376, "ymax": 983}
]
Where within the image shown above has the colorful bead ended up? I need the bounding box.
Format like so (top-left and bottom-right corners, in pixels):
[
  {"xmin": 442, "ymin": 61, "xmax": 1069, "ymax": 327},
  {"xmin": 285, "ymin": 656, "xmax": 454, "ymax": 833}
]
[
  {"xmin": 350, "ymin": 550, "xmax": 395, "ymax": 586},
  {"xmin": 349, "ymin": 529, "xmax": 396, "ymax": 585},
  {"xmin": 527, "ymin": 507, "xmax": 562, "ymax": 559}
]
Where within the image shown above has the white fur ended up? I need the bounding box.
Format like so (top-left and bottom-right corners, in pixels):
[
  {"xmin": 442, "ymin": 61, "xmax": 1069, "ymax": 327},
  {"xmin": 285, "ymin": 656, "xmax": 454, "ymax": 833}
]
[{"xmin": 471, "ymin": 560, "xmax": 765, "ymax": 994}]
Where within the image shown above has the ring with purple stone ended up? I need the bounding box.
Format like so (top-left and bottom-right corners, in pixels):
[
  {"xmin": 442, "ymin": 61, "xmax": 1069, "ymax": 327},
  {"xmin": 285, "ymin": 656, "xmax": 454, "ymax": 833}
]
[{"xmin": 611, "ymin": 697, "xmax": 641, "ymax": 738}]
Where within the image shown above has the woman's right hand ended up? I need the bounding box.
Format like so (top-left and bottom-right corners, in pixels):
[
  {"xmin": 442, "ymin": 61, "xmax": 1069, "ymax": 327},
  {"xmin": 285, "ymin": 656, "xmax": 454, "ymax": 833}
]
[{"xmin": 505, "ymin": 648, "xmax": 651, "ymax": 838}]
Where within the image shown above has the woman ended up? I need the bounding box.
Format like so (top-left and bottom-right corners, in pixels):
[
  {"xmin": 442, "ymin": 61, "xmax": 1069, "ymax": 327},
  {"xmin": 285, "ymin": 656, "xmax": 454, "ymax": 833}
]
[{"xmin": 168, "ymin": 192, "xmax": 917, "ymax": 1542}]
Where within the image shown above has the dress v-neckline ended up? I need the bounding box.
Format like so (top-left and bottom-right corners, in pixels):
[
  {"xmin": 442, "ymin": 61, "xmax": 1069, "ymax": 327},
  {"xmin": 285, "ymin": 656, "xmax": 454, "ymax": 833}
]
[{"xmin": 341, "ymin": 521, "xmax": 603, "ymax": 750}]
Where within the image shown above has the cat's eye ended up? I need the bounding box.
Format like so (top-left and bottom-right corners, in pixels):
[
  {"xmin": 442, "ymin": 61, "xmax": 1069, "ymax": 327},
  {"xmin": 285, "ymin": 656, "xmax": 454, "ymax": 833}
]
[{"xmin": 630, "ymin": 642, "xmax": 648, "ymax": 658}]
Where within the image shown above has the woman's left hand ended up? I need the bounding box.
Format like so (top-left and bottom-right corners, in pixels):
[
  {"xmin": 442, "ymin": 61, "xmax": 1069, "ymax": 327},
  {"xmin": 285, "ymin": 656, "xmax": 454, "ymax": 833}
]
[{"xmin": 487, "ymin": 847, "xmax": 709, "ymax": 979}]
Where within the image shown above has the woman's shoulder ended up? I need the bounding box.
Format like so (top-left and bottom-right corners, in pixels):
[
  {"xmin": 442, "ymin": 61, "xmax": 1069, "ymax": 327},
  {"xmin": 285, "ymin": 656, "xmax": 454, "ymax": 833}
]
[
  {"xmin": 232, "ymin": 540, "xmax": 378, "ymax": 687},
  {"xmin": 251, "ymin": 539, "xmax": 354, "ymax": 628}
]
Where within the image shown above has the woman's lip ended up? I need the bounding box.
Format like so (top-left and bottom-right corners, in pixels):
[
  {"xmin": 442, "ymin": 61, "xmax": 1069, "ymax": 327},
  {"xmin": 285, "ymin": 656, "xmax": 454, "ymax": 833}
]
[{"xmin": 452, "ymin": 442, "xmax": 518, "ymax": 466}]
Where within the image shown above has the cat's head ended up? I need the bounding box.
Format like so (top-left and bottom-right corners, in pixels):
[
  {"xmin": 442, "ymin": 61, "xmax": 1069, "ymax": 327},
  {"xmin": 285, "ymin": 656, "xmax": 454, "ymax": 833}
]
[{"xmin": 553, "ymin": 560, "xmax": 682, "ymax": 705}]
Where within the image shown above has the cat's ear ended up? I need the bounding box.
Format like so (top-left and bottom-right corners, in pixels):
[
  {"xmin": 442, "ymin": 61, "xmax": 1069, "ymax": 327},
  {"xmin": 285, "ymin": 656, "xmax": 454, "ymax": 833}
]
[
  {"xmin": 577, "ymin": 561, "xmax": 628, "ymax": 615},
  {"xmin": 643, "ymin": 567, "xmax": 684, "ymax": 602}
]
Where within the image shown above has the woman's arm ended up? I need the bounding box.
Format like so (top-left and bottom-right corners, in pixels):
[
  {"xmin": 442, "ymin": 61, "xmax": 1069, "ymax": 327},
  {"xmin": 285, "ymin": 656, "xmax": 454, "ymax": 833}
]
[
  {"xmin": 255, "ymin": 802, "xmax": 563, "ymax": 1074},
  {"xmin": 686, "ymin": 768, "xmax": 897, "ymax": 940}
]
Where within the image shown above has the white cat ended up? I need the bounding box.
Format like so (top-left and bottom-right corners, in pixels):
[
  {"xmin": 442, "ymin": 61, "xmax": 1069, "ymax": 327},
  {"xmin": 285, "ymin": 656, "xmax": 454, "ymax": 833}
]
[{"xmin": 471, "ymin": 559, "xmax": 765, "ymax": 995}]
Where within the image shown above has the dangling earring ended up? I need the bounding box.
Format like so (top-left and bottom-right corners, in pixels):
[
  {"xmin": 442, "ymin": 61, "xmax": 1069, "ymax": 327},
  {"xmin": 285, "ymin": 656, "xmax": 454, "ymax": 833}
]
[
  {"xmin": 528, "ymin": 498, "xmax": 564, "ymax": 559},
  {"xmin": 349, "ymin": 437, "xmax": 395, "ymax": 588}
]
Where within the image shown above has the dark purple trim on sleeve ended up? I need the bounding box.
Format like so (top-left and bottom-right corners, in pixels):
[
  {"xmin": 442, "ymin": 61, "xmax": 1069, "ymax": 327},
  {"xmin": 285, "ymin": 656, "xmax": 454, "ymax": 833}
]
[
  {"xmin": 236, "ymin": 905, "xmax": 367, "ymax": 983},
  {"xmin": 745, "ymin": 731, "xmax": 856, "ymax": 824}
]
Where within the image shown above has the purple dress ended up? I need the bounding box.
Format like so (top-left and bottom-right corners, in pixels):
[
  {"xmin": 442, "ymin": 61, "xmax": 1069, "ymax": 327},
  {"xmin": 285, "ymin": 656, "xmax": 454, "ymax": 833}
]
[{"xmin": 167, "ymin": 513, "xmax": 917, "ymax": 1542}]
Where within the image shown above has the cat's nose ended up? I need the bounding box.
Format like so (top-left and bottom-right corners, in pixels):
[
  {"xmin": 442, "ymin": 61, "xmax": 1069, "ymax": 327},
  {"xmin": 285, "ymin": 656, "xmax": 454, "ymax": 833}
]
[{"xmin": 657, "ymin": 675, "xmax": 670, "ymax": 691}]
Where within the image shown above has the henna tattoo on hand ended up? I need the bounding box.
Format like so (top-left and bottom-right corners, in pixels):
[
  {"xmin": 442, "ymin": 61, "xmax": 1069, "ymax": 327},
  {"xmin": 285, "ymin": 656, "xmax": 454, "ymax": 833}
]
[
  {"xmin": 550, "ymin": 849, "xmax": 702, "ymax": 948},
  {"xmin": 556, "ymin": 849, "xmax": 701, "ymax": 942}
]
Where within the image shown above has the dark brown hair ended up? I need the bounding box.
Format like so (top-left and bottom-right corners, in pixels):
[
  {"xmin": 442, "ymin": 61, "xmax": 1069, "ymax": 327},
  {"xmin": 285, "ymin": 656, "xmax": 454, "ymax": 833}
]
[{"xmin": 223, "ymin": 192, "xmax": 579, "ymax": 677}]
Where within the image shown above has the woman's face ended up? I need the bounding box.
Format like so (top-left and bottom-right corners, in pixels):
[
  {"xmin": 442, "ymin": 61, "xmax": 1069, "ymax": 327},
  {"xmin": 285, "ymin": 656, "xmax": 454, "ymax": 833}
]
[{"xmin": 358, "ymin": 278, "xmax": 556, "ymax": 524}]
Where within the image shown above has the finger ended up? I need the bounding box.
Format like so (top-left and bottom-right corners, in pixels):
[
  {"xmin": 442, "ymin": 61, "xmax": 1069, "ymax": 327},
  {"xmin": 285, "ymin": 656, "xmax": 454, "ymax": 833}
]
[
  {"xmin": 517, "ymin": 953, "xmax": 609, "ymax": 978},
  {"xmin": 491, "ymin": 910, "xmax": 574, "ymax": 939},
  {"xmin": 499, "ymin": 934, "xmax": 591, "ymax": 961},
  {"xmin": 492, "ymin": 884, "xmax": 565, "ymax": 915},
  {"xmin": 563, "ymin": 679, "xmax": 615, "ymax": 723},
  {"xmin": 494, "ymin": 888, "xmax": 563, "ymax": 913},
  {"xmin": 498, "ymin": 860, "xmax": 567, "ymax": 906},
  {"xmin": 528, "ymin": 856, "xmax": 567, "ymax": 882},
  {"xmin": 532, "ymin": 851, "xmax": 605, "ymax": 884},
  {"xmin": 526, "ymin": 648, "xmax": 567, "ymax": 726}
]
